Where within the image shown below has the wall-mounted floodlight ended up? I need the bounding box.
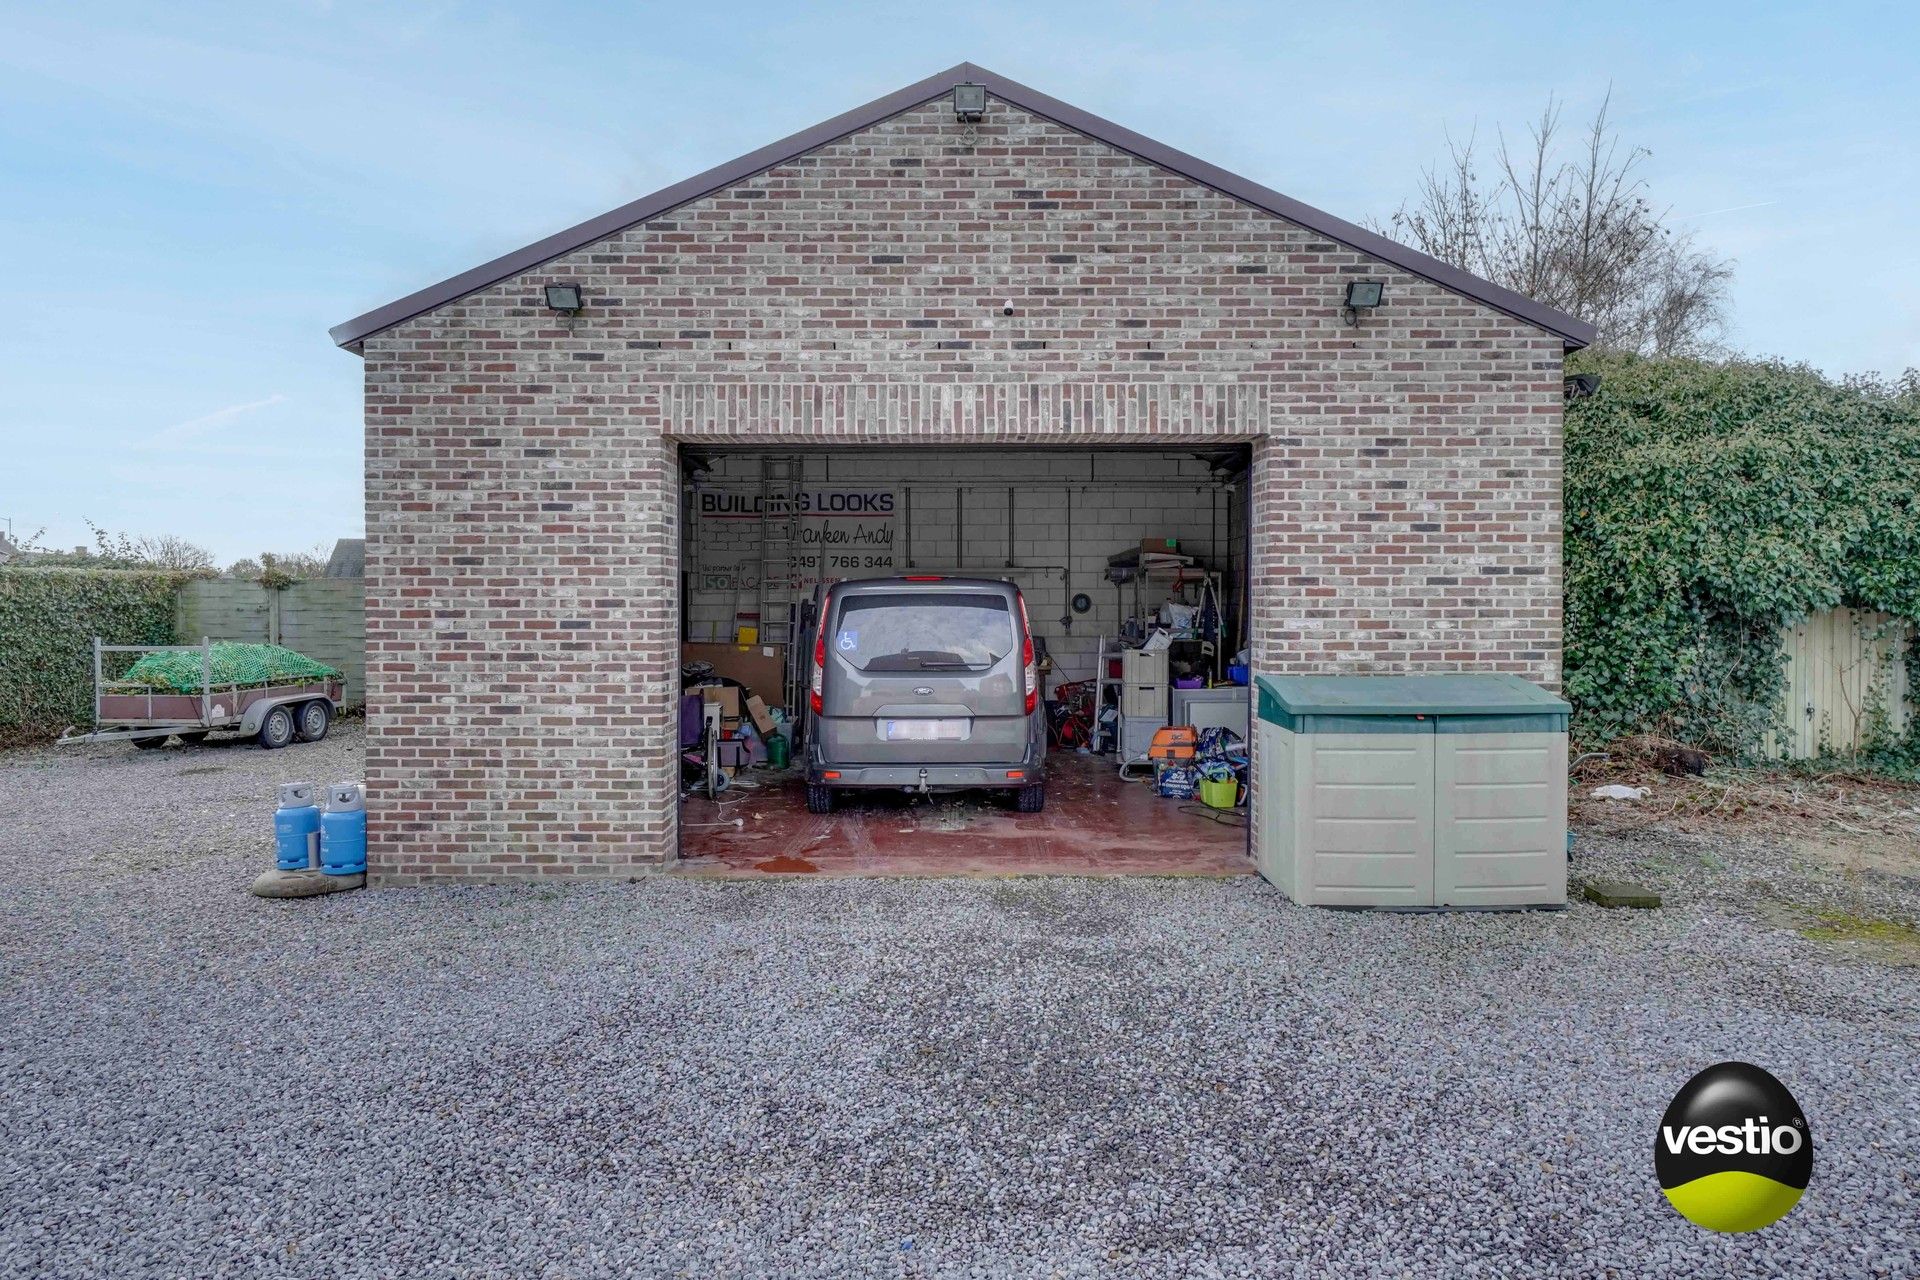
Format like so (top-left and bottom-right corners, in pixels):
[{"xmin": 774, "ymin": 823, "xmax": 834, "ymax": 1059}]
[
  {"xmin": 544, "ymin": 283, "xmax": 584, "ymax": 315},
  {"xmin": 1564, "ymin": 373, "xmax": 1601, "ymax": 400},
  {"xmin": 953, "ymin": 83, "xmax": 987, "ymax": 122},
  {"xmin": 1342, "ymin": 279, "xmax": 1385, "ymax": 324}
]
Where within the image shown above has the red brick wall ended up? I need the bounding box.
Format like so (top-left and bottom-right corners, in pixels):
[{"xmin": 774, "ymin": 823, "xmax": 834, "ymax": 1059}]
[{"xmin": 361, "ymin": 99, "xmax": 1564, "ymax": 882}]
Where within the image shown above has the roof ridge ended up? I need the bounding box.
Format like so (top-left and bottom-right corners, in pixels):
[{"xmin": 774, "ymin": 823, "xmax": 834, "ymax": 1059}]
[{"xmin": 330, "ymin": 62, "xmax": 1592, "ymax": 351}]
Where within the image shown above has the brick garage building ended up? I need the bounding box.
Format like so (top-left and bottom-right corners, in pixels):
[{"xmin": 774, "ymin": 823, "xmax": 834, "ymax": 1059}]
[{"xmin": 332, "ymin": 64, "xmax": 1591, "ymax": 884}]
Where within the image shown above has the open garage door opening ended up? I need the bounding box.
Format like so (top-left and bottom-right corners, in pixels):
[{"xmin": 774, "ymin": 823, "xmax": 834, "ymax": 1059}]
[{"xmin": 673, "ymin": 444, "xmax": 1255, "ymax": 877}]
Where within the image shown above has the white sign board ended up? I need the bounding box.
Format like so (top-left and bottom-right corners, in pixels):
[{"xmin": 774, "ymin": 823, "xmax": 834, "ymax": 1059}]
[{"xmin": 691, "ymin": 488, "xmax": 897, "ymax": 592}]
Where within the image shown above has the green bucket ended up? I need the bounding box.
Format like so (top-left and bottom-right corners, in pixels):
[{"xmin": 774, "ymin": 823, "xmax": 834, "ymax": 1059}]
[
  {"xmin": 1199, "ymin": 777, "xmax": 1238, "ymax": 810},
  {"xmin": 767, "ymin": 731, "xmax": 791, "ymax": 770}
]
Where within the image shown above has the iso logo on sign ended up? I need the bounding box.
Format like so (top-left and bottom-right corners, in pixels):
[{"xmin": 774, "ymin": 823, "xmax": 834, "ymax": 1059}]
[{"xmin": 1655, "ymin": 1062, "xmax": 1813, "ymax": 1233}]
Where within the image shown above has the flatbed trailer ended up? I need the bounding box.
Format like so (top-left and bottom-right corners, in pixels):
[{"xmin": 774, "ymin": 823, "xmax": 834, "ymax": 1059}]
[{"xmin": 57, "ymin": 638, "xmax": 345, "ymax": 750}]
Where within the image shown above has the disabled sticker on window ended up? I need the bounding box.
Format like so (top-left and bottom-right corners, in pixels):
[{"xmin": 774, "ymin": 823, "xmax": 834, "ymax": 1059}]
[{"xmin": 837, "ymin": 630, "xmax": 859, "ymax": 652}]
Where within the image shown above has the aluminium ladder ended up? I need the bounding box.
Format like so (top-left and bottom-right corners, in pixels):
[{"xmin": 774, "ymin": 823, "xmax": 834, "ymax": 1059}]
[{"xmin": 755, "ymin": 456, "xmax": 804, "ymax": 713}]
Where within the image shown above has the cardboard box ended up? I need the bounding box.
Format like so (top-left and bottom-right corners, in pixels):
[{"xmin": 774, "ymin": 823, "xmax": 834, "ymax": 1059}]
[
  {"xmin": 683, "ymin": 642, "xmax": 786, "ymax": 703},
  {"xmin": 744, "ymin": 694, "xmax": 777, "ymax": 736},
  {"xmin": 1140, "ymin": 536, "xmax": 1180, "ymax": 555},
  {"xmin": 701, "ymin": 685, "xmax": 742, "ymax": 718}
]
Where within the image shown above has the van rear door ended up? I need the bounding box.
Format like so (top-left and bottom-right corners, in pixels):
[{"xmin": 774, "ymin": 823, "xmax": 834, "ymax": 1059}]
[{"xmin": 819, "ymin": 587, "xmax": 1027, "ymax": 763}]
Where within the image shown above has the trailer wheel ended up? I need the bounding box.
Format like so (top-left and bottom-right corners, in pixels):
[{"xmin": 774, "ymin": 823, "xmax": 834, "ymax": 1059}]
[
  {"xmin": 131, "ymin": 735, "xmax": 169, "ymax": 750},
  {"xmin": 295, "ymin": 700, "xmax": 332, "ymax": 743},
  {"xmin": 177, "ymin": 732, "xmax": 209, "ymax": 746},
  {"xmin": 258, "ymin": 706, "xmax": 295, "ymax": 750}
]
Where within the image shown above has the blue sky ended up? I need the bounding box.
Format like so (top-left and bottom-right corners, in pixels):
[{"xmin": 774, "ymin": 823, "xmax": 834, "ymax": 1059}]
[{"xmin": 3, "ymin": 1, "xmax": 1915, "ymax": 562}]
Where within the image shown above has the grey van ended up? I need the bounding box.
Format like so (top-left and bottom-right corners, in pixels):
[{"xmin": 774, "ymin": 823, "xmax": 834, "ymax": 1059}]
[{"xmin": 805, "ymin": 576, "xmax": 1045, "ymax": 814}]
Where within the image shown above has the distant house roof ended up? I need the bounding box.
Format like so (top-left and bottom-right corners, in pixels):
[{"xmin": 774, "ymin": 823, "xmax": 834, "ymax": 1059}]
[
  {"xmin": 331, "ymin": 62, "xmax": 1594, "ymax": 352},
  {"xmin": 325, "ymin": 538, "xmax": 365, "ymax": 579}
]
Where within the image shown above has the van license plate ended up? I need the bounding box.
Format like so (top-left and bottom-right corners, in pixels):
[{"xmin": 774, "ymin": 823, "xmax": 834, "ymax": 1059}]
[{"xmin": 884, "ymin": 719, "xmax": 967, "ymax": 742}]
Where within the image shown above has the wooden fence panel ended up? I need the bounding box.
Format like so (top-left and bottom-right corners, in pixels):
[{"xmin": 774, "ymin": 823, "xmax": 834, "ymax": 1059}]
[
  {"xmin": 1767, "ymin": 608, "xmax": 1913, "ymax": 758},
  {"xmin": 175, "ymin": 578, "xmax": 366, "ymax": 709}
]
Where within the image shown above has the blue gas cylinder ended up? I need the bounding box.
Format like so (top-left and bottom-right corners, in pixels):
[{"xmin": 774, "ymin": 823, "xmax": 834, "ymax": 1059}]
[
  {"xmin": 320, "ymin": 782, "xmax": 367, "ymax": 876},
  {"xmin": 274, "ymin": 782, "xmax": 321, "ymax": 871}
]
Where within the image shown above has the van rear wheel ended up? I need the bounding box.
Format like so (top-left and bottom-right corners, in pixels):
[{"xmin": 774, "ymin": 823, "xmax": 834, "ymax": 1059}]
[
  {"xmin": 1015, "ymin": 782, "xmax": 1045, "ymax": 813},
  {"xmin": 805, "ymin": 782, "xmax": 834, "ymax": 814}
]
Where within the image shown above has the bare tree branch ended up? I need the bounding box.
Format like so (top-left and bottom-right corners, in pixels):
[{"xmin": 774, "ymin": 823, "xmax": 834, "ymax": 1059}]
[{"xmin": 1376, "ymin": 90, "xmax": 1733, "ymax": 356}]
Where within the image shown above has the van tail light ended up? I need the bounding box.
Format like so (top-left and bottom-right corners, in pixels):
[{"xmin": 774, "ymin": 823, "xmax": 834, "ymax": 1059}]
[
  {"xmin": 810, "ymin": 619, "xmax": 826, "ymax": 716},
  {"xmin": 1023, "ymin": 635, "xmax": 1037, "ymax": 715},
  {"xmin": 1017, "ymin": 592, "xmax": 1037, "ymax": 716}
]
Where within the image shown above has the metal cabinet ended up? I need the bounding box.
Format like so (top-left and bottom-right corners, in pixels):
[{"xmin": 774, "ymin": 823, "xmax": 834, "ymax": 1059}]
[
  {"xmin": 1255, "ymin": 674, "xmax": 1569, "ymax": 909},
  {"xmin": 1170, "ymin": 685, "xmax": 1249, "ymax": 739}
]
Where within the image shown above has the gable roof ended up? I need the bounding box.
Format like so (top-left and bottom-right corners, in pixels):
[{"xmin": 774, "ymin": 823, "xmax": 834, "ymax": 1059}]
[
  {"xmin": 324, "ymin": 538, "xmax": 365, "ymax": 579},
  {"xmin": 330, "ymin": 62, "xmax": 1594, "ymax": 352}
]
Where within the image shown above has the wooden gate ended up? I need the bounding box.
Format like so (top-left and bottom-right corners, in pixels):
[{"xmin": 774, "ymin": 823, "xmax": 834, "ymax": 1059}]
[{"xmin": 1766, "ymin": 609, "xmax": 1914, "ymax": 758}]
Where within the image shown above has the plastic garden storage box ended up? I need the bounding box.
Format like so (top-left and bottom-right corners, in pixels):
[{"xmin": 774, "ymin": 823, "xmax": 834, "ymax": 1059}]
[{"xmin": 1254, "ymin": 673, "xmax": 1570, "ymax": 909}]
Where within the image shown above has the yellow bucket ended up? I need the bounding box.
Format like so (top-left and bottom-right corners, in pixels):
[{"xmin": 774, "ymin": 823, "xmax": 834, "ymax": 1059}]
[{"xmin": 1199, "ymin": 777, "xmax": 1238, "ymax": 810}]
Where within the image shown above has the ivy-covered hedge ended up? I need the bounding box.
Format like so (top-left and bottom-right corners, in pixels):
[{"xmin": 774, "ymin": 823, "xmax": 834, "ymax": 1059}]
[
  {"xmin": 1564, "ymin": 352, "xmax": 1920, "ymax": 753},
  {"xmin": 0, "ymin": 568, "xmax": 185, "ymax": 744}
]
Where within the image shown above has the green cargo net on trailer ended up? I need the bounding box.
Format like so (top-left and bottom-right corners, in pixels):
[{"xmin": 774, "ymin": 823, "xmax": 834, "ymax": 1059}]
[{"xmin": 120, "ymin": 643, "xmax": 341, "ymax": 694}]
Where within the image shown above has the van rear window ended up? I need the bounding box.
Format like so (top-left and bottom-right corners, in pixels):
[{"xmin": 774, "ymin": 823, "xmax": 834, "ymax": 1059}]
[{"xmin": 833, "ymin": 592, "xmax": 1015, "ymax": 672}]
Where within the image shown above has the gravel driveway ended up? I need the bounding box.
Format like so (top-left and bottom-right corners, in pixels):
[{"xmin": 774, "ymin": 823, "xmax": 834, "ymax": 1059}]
[{"xmin": 2, "ymin": 727, "xmax": 1916, "ymax": 1278}]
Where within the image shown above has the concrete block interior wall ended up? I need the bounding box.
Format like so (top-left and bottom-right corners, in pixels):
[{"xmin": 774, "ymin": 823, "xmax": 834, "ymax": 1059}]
[
  {"xmin": 683, "ymin": 448, "xmax": 1246, "ymax": 684},
  {"xmin": 353, "ymin": 80, "xmax": 1569, "ymax": 882}
]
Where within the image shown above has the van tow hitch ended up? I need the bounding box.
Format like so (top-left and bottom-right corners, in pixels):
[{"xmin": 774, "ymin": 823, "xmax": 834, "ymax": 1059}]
[{"xmin": 916, "ymin": 768, "xmax": 931, "ymax": 797}]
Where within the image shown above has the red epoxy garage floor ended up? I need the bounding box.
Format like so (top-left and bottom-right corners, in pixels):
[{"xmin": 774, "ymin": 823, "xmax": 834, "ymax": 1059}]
[{"xmin": 675, "ymin": 753, "xmax": 1253, "ymax": 878}]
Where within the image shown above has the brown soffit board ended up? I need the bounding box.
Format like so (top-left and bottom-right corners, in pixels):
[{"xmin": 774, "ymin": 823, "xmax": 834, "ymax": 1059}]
[{"xmin": 329, "ymin": 62, "xmax": 1595, "ymax": 352}]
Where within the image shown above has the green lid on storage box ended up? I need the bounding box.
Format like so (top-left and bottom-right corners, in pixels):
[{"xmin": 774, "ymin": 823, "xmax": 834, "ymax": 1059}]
[{"xmin": 1256, "ymin": 673, "xmax": 1569, "ymax": 734}]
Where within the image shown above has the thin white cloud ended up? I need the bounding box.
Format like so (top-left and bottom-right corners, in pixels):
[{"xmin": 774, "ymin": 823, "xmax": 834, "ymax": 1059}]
[{"xmin": 148, "ymin": 393, "xmax": 288, "ymax": 447}]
